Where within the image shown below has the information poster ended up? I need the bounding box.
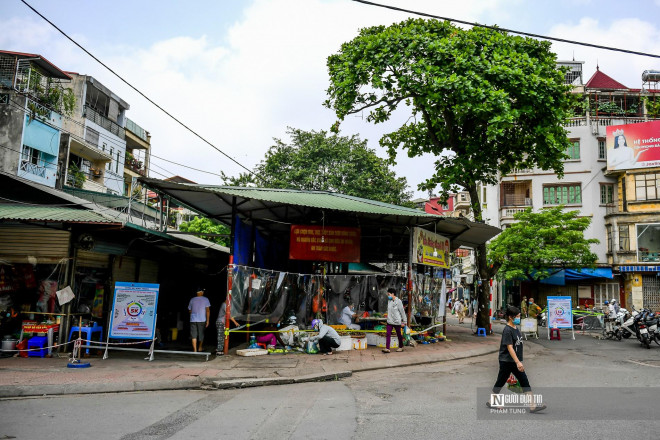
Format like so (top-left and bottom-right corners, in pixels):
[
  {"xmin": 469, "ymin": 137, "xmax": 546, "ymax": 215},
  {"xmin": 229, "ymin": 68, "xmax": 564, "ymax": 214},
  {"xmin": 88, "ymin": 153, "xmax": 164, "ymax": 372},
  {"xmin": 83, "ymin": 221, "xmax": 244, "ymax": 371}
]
[
  {"xmin": 547, "ymin": 296, "xmax": 573, "ymax": 329},
  {"xmin": 109, "ymin": 282, "xmax": 159, "ymax": 339}
]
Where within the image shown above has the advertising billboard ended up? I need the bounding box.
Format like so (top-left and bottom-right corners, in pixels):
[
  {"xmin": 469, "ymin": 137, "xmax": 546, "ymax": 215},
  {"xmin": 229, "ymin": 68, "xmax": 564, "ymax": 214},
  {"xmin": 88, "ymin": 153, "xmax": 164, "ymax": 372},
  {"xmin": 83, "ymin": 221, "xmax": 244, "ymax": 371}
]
[
  {"xmin": 607, "ymin": 120, "xmax": 660, "ymax": 171},
  {"xmin": 289, "ymin": 225, "xmax": 360, "ymax": 262},
  {"xmin": 109, "ymin": 282, "xmax": 160, "ymax": 339},
  {"xmin": 412, "ymin": 227, "xmax": 450, "ymax": 268}
]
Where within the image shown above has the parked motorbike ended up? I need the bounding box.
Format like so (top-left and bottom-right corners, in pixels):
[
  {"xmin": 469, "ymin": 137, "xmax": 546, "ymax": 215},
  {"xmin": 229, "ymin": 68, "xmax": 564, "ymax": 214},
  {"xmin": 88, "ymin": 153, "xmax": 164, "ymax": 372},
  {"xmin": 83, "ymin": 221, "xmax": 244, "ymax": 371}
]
[
  {"xmin": 642, "ymin": 310, "xmax": 659, "ymax": 347},
  {"xmin": 616, "ymin": 308, "xmax": 638, "ymax": 340},
  {"xmin": 603, "ymin": 307, "xmax": 619, "ymax": 340},
  {"xmin": 636, "ymin": 309, "xmax": 652, "ymax": 349},
  {"xmin": 537, "ymin": 311, "xmax": 547, "ymax": 328}
]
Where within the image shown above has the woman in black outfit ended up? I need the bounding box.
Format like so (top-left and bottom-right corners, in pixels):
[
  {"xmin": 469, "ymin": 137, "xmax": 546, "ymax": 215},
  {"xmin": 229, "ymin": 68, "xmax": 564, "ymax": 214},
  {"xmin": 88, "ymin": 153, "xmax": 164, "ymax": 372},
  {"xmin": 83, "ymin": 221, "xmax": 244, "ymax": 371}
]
[{"xmin": 487, "ymin": 305, "xmax": 547, "ymax": 413}]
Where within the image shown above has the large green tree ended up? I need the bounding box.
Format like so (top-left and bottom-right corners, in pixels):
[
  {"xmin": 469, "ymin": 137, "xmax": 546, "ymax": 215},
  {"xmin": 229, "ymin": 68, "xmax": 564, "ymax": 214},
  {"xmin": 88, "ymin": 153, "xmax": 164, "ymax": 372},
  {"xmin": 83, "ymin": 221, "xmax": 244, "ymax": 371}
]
[
  {"xmin": 487, "ymin": 207, "xmax": 599, "ymax": 298},
  {"xmin": 325, "ymin": 18, "xmax": 573, "ymax": 330},
  {"xmin": 223, "ymin": 127, "xmax": 413, "ymax": 206}
]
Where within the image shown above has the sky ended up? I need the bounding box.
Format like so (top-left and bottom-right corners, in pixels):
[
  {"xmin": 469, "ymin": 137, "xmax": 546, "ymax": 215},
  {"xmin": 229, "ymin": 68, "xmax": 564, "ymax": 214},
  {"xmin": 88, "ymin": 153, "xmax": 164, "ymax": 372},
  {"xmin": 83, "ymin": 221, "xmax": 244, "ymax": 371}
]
[{"xmin": 3, "ymin": 0, "xmax": 660, "ymax": 199}]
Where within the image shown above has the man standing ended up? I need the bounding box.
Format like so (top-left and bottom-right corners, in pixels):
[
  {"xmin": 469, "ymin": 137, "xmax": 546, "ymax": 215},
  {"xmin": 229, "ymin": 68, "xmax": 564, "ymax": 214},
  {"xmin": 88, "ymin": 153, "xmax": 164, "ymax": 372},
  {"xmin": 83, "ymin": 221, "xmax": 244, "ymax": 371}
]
[
  {"xmin": 527, "ymin": 298, "xmax": 542, "ymax": 321},
  {"xmin": 188, "ymin": 288, "xmax": 210, "ymax": 352},
  {"xmin": 521, "ymin": 296, "xmax": 528, "ymax": 318},
  {"xmin": 383, "ymin": 287, "xmax": 407, "ymax": 353}
]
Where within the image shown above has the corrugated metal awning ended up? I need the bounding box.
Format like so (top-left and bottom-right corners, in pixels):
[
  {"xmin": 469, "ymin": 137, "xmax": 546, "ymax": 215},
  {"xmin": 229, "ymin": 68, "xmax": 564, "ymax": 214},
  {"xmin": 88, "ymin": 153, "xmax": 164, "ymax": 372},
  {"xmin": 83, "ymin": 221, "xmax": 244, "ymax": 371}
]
[{"xmin": 0, "ymin": 204, "xmax": 121, "ymax": 224}]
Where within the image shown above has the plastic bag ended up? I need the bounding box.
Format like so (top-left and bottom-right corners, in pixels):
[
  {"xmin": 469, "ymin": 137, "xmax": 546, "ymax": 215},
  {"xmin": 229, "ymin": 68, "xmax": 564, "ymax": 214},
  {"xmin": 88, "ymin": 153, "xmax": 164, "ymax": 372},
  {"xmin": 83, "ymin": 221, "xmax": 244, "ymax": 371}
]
[{"xmin": 506, "ymin": 373, "xmax": 523, "ymax": 393}]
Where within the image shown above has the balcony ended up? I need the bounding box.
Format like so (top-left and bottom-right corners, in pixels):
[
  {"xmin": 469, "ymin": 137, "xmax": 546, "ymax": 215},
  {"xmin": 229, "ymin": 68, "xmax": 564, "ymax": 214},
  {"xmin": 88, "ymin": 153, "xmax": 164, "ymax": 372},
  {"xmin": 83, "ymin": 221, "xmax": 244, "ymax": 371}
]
[
  {"xmin": 125, "ymin": 118, "xmax": 148, "ymax": 143},
  {"xmin": 83, "ymin": 105, "xmax": 125, "ymax": 139}
]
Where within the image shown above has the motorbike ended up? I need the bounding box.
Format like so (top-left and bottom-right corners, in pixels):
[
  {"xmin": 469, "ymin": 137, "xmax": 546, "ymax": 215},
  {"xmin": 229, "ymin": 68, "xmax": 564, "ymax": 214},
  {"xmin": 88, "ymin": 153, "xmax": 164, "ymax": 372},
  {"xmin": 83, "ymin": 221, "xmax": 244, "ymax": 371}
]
[
  {"xmin": 642, "ymin": 310, "xmax": 659, "ymax": 347},
  {"xmin": 616, "ymin": 308, "xmax": 639, "ymax": 340},
  {"xmin": 636, "ymin": 309, "xmax": 652, "ymax": 349},
  {"xmin": 603, "ymin": 308, "xmax": 619, "ymax": 340},
  {"xmin": 537, "ymin": 311, "xmax": 547, "ymax": 328}
]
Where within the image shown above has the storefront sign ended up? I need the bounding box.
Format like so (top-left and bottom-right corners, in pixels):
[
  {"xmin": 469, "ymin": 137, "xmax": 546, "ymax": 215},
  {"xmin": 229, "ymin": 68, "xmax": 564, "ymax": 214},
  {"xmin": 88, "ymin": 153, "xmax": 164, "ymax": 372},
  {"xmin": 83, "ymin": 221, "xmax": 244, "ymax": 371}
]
[
  {"xmin": 289, "ymin": 225, "xmax": 360, "ymax": 262},
  {"xmin": 109, "ymin": 282, "xmax": 159, "ymax": 339},
  {"xmin": 412, "ymin": 227, "xmax": 450, "ymax": 268},
  {"xmin": 607, "ymin": 121, "xmax": 660, "ymax": 171},
  {"xmin": 547, "ymin": 296, "xmax": 573, "ymax": 329}
]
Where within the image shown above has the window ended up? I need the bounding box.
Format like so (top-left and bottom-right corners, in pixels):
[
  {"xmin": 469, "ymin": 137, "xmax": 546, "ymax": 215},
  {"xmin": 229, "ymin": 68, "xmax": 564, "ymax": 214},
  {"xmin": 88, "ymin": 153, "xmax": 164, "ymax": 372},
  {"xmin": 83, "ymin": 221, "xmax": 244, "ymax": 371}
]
[
  {"xmin": 619, "ymin": 225, "xmax": 630, "ymax": 251},
  {"xmin": 543, "ymin": 184, "xmax": 582, "ymax": 205},
  {"xmin": 637, "ymin": 223, "xmax": 660, "ymax": 262},
  {"xmin": 441, "ymin": 204, "xmax": 449, "ymax": 210},
  {"xmin": 600, "ymin": 184, "xmax": 614, "ymax": 204},
  {"xmin": 116, "ymin": 151, "xmax": 120, "ymax": 173},
  {"xmin": 482, "ymin": 186, "xmax": 487, "ymax": 204},
  {"xmin": 565, "ymin": 139, "xmax": 580, "ymax": 160},
  {"xmin": 107, "ymin": 147, "xmax": 114, "ymax": 171},
  {"xmin": 607, "ymin": 226, "xmax": 612, "ymax": 253},
  {"xmin": 598, "ymin": 139, "xmax": 606, "ymax": 160},
  {"xmin": 635, "ymin": 173, "xmax": 660, "ymax": 201},
  {"xmin": 21, "ymin": 146, "xmax": 40, "ymax": 165}
]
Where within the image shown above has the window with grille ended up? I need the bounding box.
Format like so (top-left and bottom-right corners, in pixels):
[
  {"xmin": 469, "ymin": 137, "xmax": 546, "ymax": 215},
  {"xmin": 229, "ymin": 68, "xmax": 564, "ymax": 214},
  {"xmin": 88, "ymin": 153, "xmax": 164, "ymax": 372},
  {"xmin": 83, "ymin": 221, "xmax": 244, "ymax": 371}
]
[
  {"xmin": 543, "ymin": 184, "xmax": 582, "ymax": 205},
  {"xmin": 619, "ymin": 225, "xmax": 630, "ymax": 251},
  {"xmin": 606, "ymin": 226, "xmax": 612, "ymax": 252},
  {"xmin": 598, "ymin": 139, "xmax": 606, "ymax": 160},
  {"xmin": 635, "ymin": 173, "xmax": 660, "ymax": 200},
  {"xmin": 565, "ymin": 139, "xmax": 580, "ymax": 160},
  {"xmin": 600, "ymin": 184, "xmax": 614, "ymax": 204}
]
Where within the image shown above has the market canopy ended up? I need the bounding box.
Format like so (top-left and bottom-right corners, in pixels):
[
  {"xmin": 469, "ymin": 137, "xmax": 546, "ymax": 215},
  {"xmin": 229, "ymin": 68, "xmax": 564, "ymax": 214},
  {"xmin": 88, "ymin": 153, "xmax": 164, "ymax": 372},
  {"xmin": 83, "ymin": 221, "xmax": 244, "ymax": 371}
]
[{"xmin": 139, "ymin": 177, "xmax": 501, "ymax": 263}]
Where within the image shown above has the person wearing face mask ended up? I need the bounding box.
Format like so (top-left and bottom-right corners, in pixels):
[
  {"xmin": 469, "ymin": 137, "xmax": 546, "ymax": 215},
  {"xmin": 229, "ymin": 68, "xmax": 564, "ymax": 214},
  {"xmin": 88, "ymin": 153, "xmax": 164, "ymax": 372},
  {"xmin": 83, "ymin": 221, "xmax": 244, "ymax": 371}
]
[
  {"xmin": 527, "ymin": 298, "xmax": 542, "ymax": 320},
  {"xmin": 382, "ymin": 287, "xmax": 407, "ymax": 353},
  {"xmin": 339, "ymin": 301, "xmax": 361, "ymax": 330},
  {"xmin": 487, "ymin": 305, "xmax": 546, "ymax": 413}
]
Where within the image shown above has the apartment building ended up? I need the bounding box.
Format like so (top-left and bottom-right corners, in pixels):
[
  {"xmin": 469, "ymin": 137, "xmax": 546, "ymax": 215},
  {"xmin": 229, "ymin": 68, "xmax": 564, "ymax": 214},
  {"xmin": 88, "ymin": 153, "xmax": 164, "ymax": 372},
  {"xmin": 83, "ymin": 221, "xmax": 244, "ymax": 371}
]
[{"xmin": 483, "ymin": 62, "xmax": 660, "ymax": 311}]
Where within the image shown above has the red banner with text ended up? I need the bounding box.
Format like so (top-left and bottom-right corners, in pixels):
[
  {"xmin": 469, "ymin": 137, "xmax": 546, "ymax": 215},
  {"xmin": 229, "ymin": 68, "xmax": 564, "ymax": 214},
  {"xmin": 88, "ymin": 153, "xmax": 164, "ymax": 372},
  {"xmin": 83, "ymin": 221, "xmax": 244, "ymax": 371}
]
[{"xmin": 289, "ymin": 225, "xmax": 360, "ymax": 262}]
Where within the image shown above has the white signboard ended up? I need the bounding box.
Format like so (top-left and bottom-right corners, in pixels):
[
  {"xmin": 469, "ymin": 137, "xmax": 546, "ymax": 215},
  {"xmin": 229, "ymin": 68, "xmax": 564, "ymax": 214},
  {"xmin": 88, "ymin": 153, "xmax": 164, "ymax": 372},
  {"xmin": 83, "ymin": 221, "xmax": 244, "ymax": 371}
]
[
  {"xmin": 547, "ymin": 296, "xmax": 573, "ymax": 329},
  {"xmin": 109, "ymin": 282, "xmax": 160, "ymax": 339}
]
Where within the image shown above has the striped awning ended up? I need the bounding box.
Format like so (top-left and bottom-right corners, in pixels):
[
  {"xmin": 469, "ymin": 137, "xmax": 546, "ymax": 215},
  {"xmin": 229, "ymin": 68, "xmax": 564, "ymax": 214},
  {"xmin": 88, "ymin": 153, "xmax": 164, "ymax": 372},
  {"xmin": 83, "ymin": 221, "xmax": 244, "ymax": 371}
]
[{"xmin": 619, "ymin": 265, "xmax": 660, "ymax": 272}]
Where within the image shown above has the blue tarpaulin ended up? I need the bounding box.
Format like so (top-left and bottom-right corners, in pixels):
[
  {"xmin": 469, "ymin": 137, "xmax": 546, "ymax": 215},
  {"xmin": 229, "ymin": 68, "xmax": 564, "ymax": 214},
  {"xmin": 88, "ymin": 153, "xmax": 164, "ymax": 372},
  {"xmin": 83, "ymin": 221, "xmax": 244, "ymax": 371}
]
[{"xmin": 564, "ymin": 268, "xmax": 613, "ymax": 281}]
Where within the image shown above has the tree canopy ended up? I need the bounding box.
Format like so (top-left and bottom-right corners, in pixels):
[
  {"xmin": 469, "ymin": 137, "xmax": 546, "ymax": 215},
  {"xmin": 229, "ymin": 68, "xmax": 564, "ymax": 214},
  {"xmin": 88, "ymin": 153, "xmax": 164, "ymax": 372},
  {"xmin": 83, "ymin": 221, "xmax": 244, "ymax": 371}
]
[
  {"xmin": 223, "ymin": 127, "xmax": 413, "ymax": 206},
  {"xmin": 487, "ymin": 207, "xmax": 599, "ymax": 283},
  {"xmin": 179, "ymin": 216, "xmax": 230, "ymax": 246},
  {"xmin": 325, "ymin": 18, "xmax": 573, "ymax": 215},
  {"xmin": 325, "ymin": 19, "xmax": 575, "ymax": 329}
]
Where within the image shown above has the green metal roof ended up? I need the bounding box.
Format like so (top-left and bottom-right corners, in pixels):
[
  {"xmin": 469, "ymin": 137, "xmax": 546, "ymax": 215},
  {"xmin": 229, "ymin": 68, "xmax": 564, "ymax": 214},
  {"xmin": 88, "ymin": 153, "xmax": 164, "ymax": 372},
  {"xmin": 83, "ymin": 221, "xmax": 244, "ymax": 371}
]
[
  {"xmin": 195, "ymin": 186, "xmax": 430, "ymax": 217},
  {"xmin": 0, "ymin": 204, "xmax": 118, "ymax": 224}
]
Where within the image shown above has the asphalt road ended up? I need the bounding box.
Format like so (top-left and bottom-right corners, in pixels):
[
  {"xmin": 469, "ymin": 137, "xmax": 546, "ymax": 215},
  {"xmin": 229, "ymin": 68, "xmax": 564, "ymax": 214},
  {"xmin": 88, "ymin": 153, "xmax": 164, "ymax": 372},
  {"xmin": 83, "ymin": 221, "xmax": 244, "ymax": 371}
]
[{"xmin": 1, "ymin": 325, "xmax": 659, "ymax": 440}]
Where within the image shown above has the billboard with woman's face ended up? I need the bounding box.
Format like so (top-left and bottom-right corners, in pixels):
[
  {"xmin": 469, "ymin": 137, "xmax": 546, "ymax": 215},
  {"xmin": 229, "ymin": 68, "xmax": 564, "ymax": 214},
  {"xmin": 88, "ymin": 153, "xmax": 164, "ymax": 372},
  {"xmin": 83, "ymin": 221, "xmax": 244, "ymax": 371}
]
[{"xmin": 607, "ymin": 121, "xmax": 660, "ymax": 171}]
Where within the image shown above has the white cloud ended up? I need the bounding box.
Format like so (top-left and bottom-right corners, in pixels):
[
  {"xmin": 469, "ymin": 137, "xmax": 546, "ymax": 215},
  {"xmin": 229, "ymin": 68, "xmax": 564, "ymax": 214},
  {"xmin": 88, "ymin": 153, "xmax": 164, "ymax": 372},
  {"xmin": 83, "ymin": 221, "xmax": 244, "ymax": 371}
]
[
  {"xmin": 550, "ymin": 17, "xmax": 660, "ymax": 89},
  {"xmin": 0, "ymin": 0, "xmax": 550, "ymax": 197}
]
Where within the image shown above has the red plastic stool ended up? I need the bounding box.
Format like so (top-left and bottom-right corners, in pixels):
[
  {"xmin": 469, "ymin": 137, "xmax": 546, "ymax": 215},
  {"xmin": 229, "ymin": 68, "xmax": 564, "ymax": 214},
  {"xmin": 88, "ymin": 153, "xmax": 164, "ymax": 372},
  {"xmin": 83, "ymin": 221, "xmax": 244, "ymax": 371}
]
[{"xmin": 549, "ymin": 328, "xmax": 561, "ymax": 340}]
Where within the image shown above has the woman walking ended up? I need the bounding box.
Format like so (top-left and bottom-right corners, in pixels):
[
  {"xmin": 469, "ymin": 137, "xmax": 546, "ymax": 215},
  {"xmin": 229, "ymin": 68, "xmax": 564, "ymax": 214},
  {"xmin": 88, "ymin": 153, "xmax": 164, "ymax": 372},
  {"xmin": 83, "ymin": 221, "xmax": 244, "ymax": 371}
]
[
  {"xmin": 487, "ymin": 305, "xmax": 546, "ymax": 413},
  {"xmin": 382, "ymin": 287, "xmax": 406, "ymax": 353}
]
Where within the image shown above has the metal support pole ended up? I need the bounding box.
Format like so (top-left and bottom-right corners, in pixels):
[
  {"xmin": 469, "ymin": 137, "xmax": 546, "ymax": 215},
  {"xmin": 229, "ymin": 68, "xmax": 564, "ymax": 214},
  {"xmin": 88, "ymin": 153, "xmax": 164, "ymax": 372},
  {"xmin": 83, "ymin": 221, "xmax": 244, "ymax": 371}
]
[{"xmin": 223, "ymin": 197, "xmax": 237, "ymax": 355}]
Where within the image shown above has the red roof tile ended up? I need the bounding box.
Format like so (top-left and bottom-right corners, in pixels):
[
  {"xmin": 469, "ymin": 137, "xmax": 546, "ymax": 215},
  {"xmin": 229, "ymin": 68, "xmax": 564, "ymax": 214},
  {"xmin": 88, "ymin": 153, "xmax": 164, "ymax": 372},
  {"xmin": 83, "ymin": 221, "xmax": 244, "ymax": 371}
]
[{"xmin": 585, "ymin": 68, "xmax": 628, "ymax": 90}]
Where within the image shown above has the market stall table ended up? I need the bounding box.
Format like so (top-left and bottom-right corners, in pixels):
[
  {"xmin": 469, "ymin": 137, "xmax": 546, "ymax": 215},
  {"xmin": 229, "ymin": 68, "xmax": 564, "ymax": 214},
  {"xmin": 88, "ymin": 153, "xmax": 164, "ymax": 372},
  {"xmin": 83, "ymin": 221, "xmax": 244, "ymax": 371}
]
[
  {"xmin": 357, "ymin": 316, "xmax": 387, "ymax": 330},
  {"xmin": 19, "ymin": 322, "xmax": 60, "ymax": 356}
]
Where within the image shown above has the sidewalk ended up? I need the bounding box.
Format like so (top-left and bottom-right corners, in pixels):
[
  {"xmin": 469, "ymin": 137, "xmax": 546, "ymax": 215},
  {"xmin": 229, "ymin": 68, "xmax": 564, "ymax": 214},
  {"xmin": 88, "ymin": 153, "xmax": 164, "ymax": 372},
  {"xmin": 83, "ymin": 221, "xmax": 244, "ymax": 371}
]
[{"xmin": 0, "ymin": 324, "xmax": 499, "ymax": 398}]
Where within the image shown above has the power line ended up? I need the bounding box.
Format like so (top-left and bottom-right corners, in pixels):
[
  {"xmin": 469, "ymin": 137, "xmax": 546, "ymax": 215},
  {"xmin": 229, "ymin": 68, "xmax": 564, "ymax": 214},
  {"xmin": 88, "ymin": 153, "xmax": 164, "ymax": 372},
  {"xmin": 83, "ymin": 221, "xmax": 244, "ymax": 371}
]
[
  {"xmin": 351, "ymin": 0, "xmax": 660, "ymax": 59},
  {"xmin": 149, "ymin": 152, "xmax": 224, "ymax": 178},
  {"xmin": 20, "ymin": 0, "xmax": 259, "ymax": 179}
]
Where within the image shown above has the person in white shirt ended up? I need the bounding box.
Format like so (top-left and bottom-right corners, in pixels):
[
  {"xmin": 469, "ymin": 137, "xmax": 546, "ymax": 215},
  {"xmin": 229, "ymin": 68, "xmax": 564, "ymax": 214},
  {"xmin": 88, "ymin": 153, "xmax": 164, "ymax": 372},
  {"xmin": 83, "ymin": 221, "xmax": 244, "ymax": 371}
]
[
  {"xmin": 339, "ymin": 302, "xmax": 361, "ymax": 330},
  {"xmin": 188, "ymin": 288, "xmax": 211, "ymax": 352}
]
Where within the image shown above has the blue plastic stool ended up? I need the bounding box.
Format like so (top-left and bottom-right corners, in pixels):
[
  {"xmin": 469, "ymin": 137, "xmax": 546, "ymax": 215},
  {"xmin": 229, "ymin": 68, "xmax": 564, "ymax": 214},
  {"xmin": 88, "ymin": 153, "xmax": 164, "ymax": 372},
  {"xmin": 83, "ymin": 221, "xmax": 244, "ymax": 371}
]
[
  {"xmin": 477, "ymin": 328, "xmax": 487, "ymax": 337},
  {"xmin": 68, "ymin": 325, "xmax": 103, "ymax": 355},
  {"xmin": 27, "ymin": 336, "xmax": 48, "ymax": 357}
]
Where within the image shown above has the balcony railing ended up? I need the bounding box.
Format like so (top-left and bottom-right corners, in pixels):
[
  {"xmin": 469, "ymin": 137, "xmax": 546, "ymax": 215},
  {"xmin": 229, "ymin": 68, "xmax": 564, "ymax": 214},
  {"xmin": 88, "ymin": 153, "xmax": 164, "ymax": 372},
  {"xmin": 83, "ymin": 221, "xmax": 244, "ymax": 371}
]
[
  {"xmin": 83, "ymin": 105, "xmax": 125, "ymax": 139},
  {"xmin": 501, "ymin": 207, "xmax": 529, "ymax": 218},
  {"xmin": 19, "ymin": 160, "xmax": 46, "ymax": 178},
  {"xmin": 125, "ymin": 118, "xmax": 148, "ymax": 142},
  {"xmin": 126, "ymin": 162, "xmax": 146, "ymax": 176}
]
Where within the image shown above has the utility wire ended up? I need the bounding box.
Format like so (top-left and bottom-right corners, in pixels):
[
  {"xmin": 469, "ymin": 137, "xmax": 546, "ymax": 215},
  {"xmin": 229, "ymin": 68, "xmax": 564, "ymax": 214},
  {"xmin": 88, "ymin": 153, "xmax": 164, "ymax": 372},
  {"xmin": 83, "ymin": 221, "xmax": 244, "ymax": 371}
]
[
  {"xmin": 20, "ymin": 0, "xmax": 259, "ymax": 178},
  {"xmin": 351, "ymin": 0, "xmax": 660, "ymax": 59}
]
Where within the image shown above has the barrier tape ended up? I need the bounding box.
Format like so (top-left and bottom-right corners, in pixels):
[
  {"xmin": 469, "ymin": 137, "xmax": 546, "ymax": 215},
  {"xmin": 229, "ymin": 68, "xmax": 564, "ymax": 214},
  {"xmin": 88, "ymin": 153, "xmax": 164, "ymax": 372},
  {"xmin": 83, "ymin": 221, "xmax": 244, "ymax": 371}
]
[
  {"xmin": 82, "ymin": 339, "xmax": 153, "ymax": 346},
  {"xmin": 0, "ymin": 340, "xmax": 75, "ymax": 353}
]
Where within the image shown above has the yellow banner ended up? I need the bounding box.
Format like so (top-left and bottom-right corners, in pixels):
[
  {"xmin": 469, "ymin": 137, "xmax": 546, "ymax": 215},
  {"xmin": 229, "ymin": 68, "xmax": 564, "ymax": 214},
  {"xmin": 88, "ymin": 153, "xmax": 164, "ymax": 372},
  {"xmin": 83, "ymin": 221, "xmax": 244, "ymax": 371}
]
[{"xmin": 412, "ymin": 227, "xmax": 450, "ymax": 268}]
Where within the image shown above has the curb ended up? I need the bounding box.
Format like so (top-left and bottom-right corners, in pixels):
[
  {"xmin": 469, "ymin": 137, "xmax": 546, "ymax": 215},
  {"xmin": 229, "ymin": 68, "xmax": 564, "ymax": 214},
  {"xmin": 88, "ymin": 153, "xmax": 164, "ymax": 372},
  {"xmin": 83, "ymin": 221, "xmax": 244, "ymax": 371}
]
[
  {"xmin": 211, "ymin": 371, "xmax": 352, "ymax": 389},
  {"xmin": 0, "ymin": 344, "xmax": 497, "ymax": 398}
]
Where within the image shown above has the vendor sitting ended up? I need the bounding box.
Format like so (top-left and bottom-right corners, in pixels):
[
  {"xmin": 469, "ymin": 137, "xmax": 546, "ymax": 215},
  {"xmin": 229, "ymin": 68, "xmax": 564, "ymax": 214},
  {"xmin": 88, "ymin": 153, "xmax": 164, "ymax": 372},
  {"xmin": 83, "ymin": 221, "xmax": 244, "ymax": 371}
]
[
  {"xmin": 309, "ymin": 319, "xmax": 341, "ymax": 355},
  {"xmin": 339, "ymin": 302, "xmax": 361, "ymax": 330}
]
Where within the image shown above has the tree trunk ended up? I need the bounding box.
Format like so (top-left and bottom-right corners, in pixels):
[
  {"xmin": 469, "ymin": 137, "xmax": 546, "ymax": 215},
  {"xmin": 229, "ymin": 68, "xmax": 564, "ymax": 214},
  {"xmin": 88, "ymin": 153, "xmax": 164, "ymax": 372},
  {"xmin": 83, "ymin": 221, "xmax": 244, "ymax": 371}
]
[{"xmin": 467, "ymin": 184, "xmax": 493, "ymax": 332}]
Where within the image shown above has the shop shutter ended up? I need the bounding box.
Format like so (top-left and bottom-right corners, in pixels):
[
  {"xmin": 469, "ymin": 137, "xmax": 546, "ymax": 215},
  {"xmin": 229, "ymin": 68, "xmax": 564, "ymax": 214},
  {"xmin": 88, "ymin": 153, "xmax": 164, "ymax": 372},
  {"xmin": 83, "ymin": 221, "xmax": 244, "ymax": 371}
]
[
  {"xmin": 642, "ymin": 275, "xmax": 660, "ymax": 311},
  {"xmin": 76, "ymin": 250, "xmax": 110, "ymax": 269},
  {"xmin": 113, "ymin": 256, "xmax": 136, "ymax": 283},
  {"xmin": 138, "ymin": 259, "xmax": 159, "ymax": 283},
  {"xmin": 0, "ymin": 225, "xmax": 70, "ymax": 264}
]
